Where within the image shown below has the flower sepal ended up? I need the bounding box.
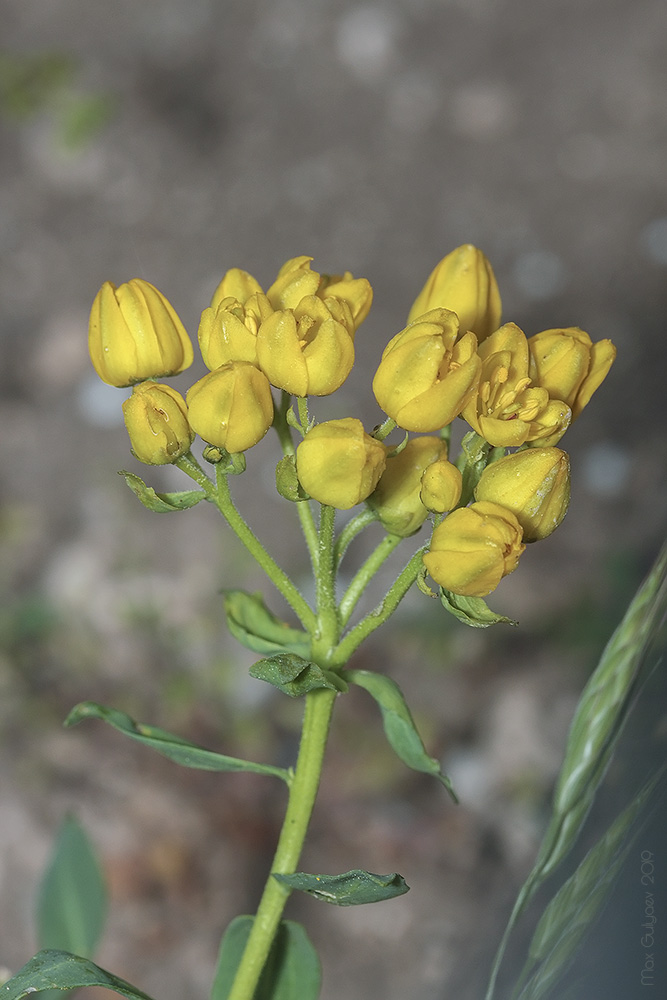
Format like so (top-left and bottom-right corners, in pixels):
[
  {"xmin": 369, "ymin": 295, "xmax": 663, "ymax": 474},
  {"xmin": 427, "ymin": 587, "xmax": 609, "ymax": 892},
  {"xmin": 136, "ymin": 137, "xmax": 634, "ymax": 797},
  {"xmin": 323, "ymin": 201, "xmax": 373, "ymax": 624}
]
[
  {"xmin": 439, "ymin": 589, "xmax": 518, "ymax": 628},
  {"xmin": 276, "ymin": 455, "xmax": 311, "ymax": 502}
]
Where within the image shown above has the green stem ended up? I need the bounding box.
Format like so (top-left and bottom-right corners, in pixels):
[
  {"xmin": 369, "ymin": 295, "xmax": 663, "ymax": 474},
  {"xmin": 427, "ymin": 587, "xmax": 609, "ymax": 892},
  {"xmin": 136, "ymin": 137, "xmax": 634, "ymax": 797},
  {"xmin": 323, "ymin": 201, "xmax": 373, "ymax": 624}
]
[
  {"xmin": 214, "ymin": 466, "xmax": 315, "ymax": 631},
  {"xmin": 339, "ymin": 533, "xmax": 404, "ymax": 627},
  {"xmin": 314, "ymin": 505, "xmax": 339, "ymax": 656},
  {"xmin": 175, "ymin": 451, "xmax": 216, "ymax": 497},
  {"xmin": 273, "ymin": 392, "xmax": 319, "ymax": 569},
  {"xmin": 334, "ymin": 545, "xmax": 426, "ymax": 665},
  {"xmin": 226, "ymin": 687, "xmax": 337, "ymax": 1000},
  {"xmin": 334, "ymin": 508, "xmax": 378, "ymax": 567},
  {"xmin": 176, "ymin": 453, "xmax": 315, "ymax": 632},
  {"xmin": 372, "ymin": 416, "xmax": 396, "ymax": 441}
]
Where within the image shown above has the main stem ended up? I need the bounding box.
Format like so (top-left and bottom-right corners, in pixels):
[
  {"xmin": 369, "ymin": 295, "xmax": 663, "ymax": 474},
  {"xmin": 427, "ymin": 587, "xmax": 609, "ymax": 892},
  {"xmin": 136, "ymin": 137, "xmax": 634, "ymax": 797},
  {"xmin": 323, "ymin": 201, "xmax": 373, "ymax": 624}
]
[{"xmin": 226, "ymin": 687, "xmax": 337, "ymax": 1000}]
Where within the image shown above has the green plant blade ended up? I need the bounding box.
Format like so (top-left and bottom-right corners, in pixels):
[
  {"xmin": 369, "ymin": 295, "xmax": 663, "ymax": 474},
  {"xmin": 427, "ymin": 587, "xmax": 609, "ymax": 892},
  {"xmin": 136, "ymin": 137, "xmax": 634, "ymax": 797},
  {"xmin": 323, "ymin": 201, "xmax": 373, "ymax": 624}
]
[
  {"xmin": 511, "ymin": 769, "xmax": 663, "ymax": 1000},
  {"xmin": 484, "ymin": 541, "xmax": 667, "ymax": 1000},
  {"xmin": 120, "ymin": 470, "xmax": 207, "ymax": 512},
  {"xmin": 534, "ymin": 543, "xmax": 667, "ymax": 884},
  {"xmin": 210, "ymin": 916, "xmax": 321, "ymax": 1000},
  {"xmin": 65, "ymin": 702, "xmax": 290, "ymax": 783},
  {"xmin": 37, "ymin": 815, "xmax": 107, "ymax": 959},
  {"xmin": 440, "ymin": 588, "xmax": 518, "ymax": 628},
  {"xmin": 223, "ymin": 590, "xmax": 311, "ymax": 657},
  {"xmin": 342, "ymin": 668, "xmax": 457, "ymax": 801},
  {"xmin": 1, "ymin": 950, "xmax": 156, "ymax": 999},
  {"xmin": 273, "ymin": 869, "xmax": 409, "ymax": 905},
  {"xmin": 250, "ymin": 653, "xmax": 348, "ymax": 698}
]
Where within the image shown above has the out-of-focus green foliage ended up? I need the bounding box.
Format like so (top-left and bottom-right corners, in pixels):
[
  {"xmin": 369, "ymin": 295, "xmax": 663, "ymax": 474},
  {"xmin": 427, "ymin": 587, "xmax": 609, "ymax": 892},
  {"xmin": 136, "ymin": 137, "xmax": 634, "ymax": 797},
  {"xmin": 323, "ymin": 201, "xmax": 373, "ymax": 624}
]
[{"xmin": 0, "ymin": 51, "xmax": 114, "ymax": 148}]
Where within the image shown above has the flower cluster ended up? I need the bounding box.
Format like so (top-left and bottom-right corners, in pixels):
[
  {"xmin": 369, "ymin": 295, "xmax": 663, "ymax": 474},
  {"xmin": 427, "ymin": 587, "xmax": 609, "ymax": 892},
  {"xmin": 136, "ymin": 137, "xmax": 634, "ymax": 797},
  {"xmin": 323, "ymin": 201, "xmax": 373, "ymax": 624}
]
[{"xmin": 88, "ymin": 244, "xmax": 615, "ymax": 604}]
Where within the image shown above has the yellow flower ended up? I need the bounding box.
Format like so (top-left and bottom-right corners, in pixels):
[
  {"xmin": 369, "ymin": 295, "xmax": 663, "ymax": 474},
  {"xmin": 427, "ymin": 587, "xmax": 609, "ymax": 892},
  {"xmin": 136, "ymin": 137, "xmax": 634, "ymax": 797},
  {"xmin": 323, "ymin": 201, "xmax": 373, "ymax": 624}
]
[
  {"xmin": 186, "ymin": 362, "xmax": 274, "ymax": 453},
  {"xmin": 122, "ymin": 383, "xmax": 194, "ymax": 465},
  {"xmin": 423, "ymin": 500, "xmax": 525, "ymax": 597},
  {"xmin": 296, "ymin": 418, "xmax": 387, "ymax": 509},
  {"xmin": 407, "ymin": 244, "xmax": 502, "ymax": 342},
  {"xmin": 266, "ymin": 255, "xmax": 322, "ymax": 310},
  {"xmin": 88, "ymin": 279, "xmax": 193, "ymax": 387},
  {"xmin": 202, "ymin": 257, "xmax": 371, "ymax": 393},
  {"xmin": 462, "ymin": 323, "xmax": 571, "ymax": 447},
  {"xmin": 318, "ymin": 271, "xmax": 373, "ymax": 329},
  {"xmin": 198, "ymin": 292, "xmax": 273, "ymax": 370},
  {"xmin": 256, "ymin": 295, "xmax": 355, "ymax": 397},
  {"xmin": 420, "ymin": 459, "xmax": 463, "ymax": 513},
  {"xmin": 210, "ymin": 268, "xmax": 264, "ymax": 312},
  {"xmin": 372, "ymin": 308, "xmax": 481, "ymax": 431},
  {"xmin": 474, "ymin": 448, "xmax": 570, "ymax": 541},
  {"xmin": 528, "ymin": 327, "xmax": 616, "ymax": 420},
  {"xmin": 367, "ymin": 436, "xmax": 447, "ymax": 536}
]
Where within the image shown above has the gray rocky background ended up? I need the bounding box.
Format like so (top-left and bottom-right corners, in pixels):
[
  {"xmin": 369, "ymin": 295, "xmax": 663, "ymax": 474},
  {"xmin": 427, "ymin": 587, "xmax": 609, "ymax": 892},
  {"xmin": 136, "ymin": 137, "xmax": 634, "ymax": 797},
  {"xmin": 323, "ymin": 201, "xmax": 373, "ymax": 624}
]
[{"xmin": 1, "ymin": 1, "xmax": 666, "ymax": 998}]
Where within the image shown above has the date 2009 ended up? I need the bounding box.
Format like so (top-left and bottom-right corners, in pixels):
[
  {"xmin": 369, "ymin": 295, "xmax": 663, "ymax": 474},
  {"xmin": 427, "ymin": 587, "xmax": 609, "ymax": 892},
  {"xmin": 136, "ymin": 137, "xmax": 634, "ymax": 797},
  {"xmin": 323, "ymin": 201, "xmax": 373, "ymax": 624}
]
[{"xmin": 641, "ymin": 850, "xmax": 655, "ymax": 886}]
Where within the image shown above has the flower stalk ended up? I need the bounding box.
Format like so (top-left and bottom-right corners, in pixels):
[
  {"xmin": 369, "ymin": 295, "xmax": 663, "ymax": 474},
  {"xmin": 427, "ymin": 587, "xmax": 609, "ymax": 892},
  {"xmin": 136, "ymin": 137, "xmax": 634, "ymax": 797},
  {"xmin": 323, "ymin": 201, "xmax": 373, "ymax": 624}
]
[{"xmin": 226, "ymin": 688, "xmax": 337, "ymax": 1000}]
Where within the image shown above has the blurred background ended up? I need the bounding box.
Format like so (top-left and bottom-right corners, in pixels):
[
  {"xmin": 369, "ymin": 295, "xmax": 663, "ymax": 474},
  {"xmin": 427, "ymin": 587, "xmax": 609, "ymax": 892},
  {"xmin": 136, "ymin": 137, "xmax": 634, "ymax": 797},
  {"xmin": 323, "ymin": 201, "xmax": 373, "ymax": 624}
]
[{"xmin": 1, "ymin": 1, "xmax": 666, "ymax": 998}]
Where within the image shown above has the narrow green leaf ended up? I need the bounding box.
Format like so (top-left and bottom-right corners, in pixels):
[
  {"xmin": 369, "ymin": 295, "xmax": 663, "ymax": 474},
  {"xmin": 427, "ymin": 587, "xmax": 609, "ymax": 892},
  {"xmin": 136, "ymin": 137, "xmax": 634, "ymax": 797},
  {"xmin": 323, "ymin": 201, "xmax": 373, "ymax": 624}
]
[
  {"xmin": 250, "ymin": 654, "xmax": 348, "ymax": 698},
  {"xmin": 223, "ymin": 590, "xmax": 311, "ymax": 657},
  {"xmin": 210, "ymin": 916, "xmax": 321, "ymax": 1000},
  {"xmin": 536, "ymin": 542, "xmax": 667, "ymax": 881},
  {"xmin": 342, "ymin": 669, "xmax": 457, "ymax": 801},
  {"xmin": 511, "ymin": 771, "xmax": 663, "ymax": 1000},
  {"xmin": 120, "ymin": 470, "xmax": 206, "ymax": 512},
  {"xmin": 37, "ymin": 815, "xmax": 107, "ymax": 959},
  {"xmin": 65, "ymin": 702, "xmax": 290, "ymax": 783},
  {"xmin": 484, "ymin": 542, "xmax": 667, "ymax": 1000},
  {"xmin": 0, "ymin": 950, "xmax": 156, "ymax": 1000},
  {"xmin": 273, "ymin": 869, "xmax": 409, "ymax": 905},
  {"xmin": 440, "ymin": 588, "xmax": 518, "ymax": 628}
]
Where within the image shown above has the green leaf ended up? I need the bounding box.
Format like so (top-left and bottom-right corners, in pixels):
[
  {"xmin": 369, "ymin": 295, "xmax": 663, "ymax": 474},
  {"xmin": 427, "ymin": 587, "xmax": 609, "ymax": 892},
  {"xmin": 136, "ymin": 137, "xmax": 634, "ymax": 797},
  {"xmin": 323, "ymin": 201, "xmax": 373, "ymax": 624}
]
[
  {"xmin": 65, "ymin": 702, "xmax": 290, "ymax": 784},
  {"xmin": 273, "ymin": 869, "xmax": 409, "ymax": 906},
  {"xmin": 250, "ymin": 654, "xmax": 348, "ymax": 698},
  {"xmin": 223, "ymin": 590, "xmax": 311, "ymax": 657},
  {"xmin": 120, "ymin": 470, "xmax": 206, "ymax": 512},
  {"xmin": 342, "ymin": 669, "xmax": 457, "ymax": 801},
  {"xmin": 37, "ymin": 815, "xmax": 107, "ymax": 959},
  {"xmin": 440, "ymin": 588, "xmax": 518, "ymax": 628},
  {"xmin": 210, "ymin": 916, "xmax": 321, "ymax": 1000},
  {"xmin": 511, "ymin": 771, "xmax": 663, "ymax": 1000},
  {"xmin": 484, "ymin": 542, "xmax": 667, "ymax": 1000},
  {"xmin": 0, "ymin": 949, "xmax": 156, "ymax": 1000}
]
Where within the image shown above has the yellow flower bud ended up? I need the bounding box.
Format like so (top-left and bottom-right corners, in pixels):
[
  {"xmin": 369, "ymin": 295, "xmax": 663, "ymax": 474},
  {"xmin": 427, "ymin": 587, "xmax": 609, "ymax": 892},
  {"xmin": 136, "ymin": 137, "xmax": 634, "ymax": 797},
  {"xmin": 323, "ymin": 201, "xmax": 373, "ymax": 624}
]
[
  {"xmin": 295, "ymin": 418, "xmax": 387, "ymax": 509},
  {"xmin": 186, "ymin": 362, "xmax": 274, "ymax": 454},
  {"xmin": 407, "ymin": 244, "xmax": 502, "ymax": 342},
  {"xmin": 367, "ymin": 436, "xmax": 446, "ymax": 536},
  {"xmin": 420, "ymin": 459, "xmax": 463, "ymax": 513},
  {"xmin": 373, "ymin": 309, "xmax": 481, "ymax": 431},
  {"xmin": 318, "ymin": 272, "xmax": 374, "ymax": 329},
  {"xmin": 423, "ymin": 500, "xmax": 525, "ymax": 597},
  {"xmin": 266, "ymin": 256, "xmax": 322, "ymax": 310},
  {"xmin": 198, "ymin": 292, "xmax": 273, "ymax": 370},
  {"xmin": 528, "ymin": 327, "xmax": 616, "ymax": 421},
  {"xmin": 462, "ymin": 323, "xmax": 571, "ymax": 447},
  {"xmin": 474, "ymin": 448, "xmax": 570, "ymax": 541},
  {"xmin": 257, "ymin": 296, "xmax": 355, "ymax": 397},
  {"xmin": 122, "ymin": 382, "xmax": 194, "ymax": 465},
  {"xmin": 210, "ymin": 268, "xmax": 264, "ymax": 312},
  {"xmin": 88, "ymin": 279, "xmax": 193, "ymax": 388}
]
